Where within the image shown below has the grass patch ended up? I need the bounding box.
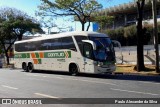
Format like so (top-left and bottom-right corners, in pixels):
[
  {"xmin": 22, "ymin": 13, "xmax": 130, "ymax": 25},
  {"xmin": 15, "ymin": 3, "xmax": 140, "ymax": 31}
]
[
  {"xmin": 115, "ymin": 64, "xmax": 160, "ymax": 75},
  {"xmin": 116, "ymin": 64, "xmax": 136, "ymax": 73}
]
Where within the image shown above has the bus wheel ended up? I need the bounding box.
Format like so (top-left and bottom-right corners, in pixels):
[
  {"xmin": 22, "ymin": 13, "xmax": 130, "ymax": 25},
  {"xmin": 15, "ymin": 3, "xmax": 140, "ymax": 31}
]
[
  {"xmin": 69, "ymin": 64, "xmax": 78, "ymax": 76},
  {"xmin": 28, "ymin": 63, "xmax": 34, "ymax": 73},
  {"xmin": 22, "ymin": 63, "xmax": 28, "ymax": 72}
]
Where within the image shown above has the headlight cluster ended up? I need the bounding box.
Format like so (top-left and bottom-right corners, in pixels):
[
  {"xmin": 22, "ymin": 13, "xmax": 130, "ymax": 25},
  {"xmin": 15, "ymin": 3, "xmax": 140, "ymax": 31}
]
[{"xmin": 97, "ymin": 62, "xmax": 103, "ymax": 67}]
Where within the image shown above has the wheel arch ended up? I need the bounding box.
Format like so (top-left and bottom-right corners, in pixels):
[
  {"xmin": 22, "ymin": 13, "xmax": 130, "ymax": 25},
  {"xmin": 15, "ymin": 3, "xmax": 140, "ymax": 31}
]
[
  {"xmin": 22, "ymin": 62, "xmax": 27, "ymax": 72},
  {"xmin": 22, "ymin": 62, "xmax": 27, "ymax": 67},
  {"xmin": 28, "ymin": 62, "xmax": 34, "ymax": 69},
  {"xmin": 69, "ymin": 62, "xmax": 80, "ymax": 73}
]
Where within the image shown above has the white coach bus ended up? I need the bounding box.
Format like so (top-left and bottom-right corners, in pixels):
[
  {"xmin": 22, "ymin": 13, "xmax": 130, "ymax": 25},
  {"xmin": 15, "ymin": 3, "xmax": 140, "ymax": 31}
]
[{"xmin": 14, "ymin": 31, "xmax": 116, "ymax": 75}]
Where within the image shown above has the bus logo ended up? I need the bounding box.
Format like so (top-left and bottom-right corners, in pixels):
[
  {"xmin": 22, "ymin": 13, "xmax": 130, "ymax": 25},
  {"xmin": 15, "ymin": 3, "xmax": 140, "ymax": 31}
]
[{"xmin": 45, "ymin": 51, "xmax": 71, "ymax": 58}]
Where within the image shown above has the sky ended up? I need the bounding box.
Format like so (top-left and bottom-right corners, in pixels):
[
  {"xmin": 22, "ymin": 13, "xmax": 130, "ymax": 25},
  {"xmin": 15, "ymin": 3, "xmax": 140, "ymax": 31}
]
[
  {"xmin": 0, "ymin": 0, "xmax": 40, "ymax": 16},
  {"xmin": 0, "ymin": 0, "xmax": 133, "ymax": 33}
]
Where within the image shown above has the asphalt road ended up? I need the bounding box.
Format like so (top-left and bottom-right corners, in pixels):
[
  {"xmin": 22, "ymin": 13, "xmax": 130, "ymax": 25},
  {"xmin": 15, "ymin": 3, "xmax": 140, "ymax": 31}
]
[{"xmin": 0, "ymin": 68, "xmax": 160, "ymax": 107}]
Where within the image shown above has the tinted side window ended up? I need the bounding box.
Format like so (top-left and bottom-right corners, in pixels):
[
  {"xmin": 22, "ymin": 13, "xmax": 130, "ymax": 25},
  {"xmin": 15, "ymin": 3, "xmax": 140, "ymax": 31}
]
[
  {"xmin": 75, "ymin": 36, "xmax": 88, "ymax": 53},
  {"xmin": 61, "ymin": 37, "xmax": 76, "ymax": 51},
  {"xmin": 15, "ymin": 41, "xmax": 41, "ymax": 52},
  {"xmin": 15, "ymin": 43, "xmax": 23, "ymax": 52},
  {"xmin": 15, "ymin": 37, "xmax": 76, "ymax": 52},
  {"xmin": 28, "ymin": 41, "xmax": 40, "ymax": 51},
  {"xmin": 39, "ymin": 38, "xmax": 62, "ymax": 50}
]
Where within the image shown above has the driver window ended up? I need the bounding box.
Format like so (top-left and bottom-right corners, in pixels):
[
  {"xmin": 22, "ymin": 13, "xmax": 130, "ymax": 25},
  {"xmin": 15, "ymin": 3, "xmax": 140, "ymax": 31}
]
[{"xmin": 83, "ymin": 43, "xmax": 93, "ymax": 59}]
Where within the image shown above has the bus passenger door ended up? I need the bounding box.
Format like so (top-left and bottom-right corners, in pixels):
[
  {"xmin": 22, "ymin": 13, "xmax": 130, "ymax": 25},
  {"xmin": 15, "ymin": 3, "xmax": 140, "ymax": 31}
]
[{"xmin": 83, "ymin": 43, "xmax": 94, "ymax": 73}]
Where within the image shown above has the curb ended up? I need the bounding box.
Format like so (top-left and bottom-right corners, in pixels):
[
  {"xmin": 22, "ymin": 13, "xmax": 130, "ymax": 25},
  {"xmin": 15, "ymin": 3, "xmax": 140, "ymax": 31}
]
[
  {"xmin": 115, "ymin": 72, "xmax": 160, "ymax": 76},
  {"xmin": 112, "ymin": 73, "xmax": 160, "ymax": 82}
]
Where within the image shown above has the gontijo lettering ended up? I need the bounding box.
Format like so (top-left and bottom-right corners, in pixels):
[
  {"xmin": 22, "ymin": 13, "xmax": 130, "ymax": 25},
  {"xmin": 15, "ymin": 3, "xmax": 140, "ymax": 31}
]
[
  {"xmin": 45, "ymin": 51, "xmax": 71, "ymax": 58},
  {"xmin": 48, "ymin": 53, "xmax": 64, "ymax": 58}
]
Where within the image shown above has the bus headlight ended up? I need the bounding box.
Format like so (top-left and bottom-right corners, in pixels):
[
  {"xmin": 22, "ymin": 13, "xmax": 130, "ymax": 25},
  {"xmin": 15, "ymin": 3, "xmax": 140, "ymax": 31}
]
[{"xmin": 98, "ymin": 62, "xmax": 103, "ymax": 67}]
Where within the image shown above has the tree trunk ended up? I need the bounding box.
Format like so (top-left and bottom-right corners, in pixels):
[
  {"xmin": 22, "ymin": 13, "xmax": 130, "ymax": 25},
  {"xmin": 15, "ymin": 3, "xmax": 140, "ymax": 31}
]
[
  {"xmin": 1, "ymin": 38, "xmax": 16, "ymax": 65},
  {"xmin": 136, "ymin": 0, "xmax": 145, "ymax": 71},
  {"xmin": 5, "ymin": 50, "xmax": 10, "ymax": 65},
  {"xmin": 81, "ymin": 22, "xmax": 85, "ymax": 31},
  {"xmin": 86, "ymin": 20, "xmax": 91, "ymax": 31},
  {"xmin": 18, "ymin": 34, "xmax": 23, "ymax": 41},
  {"xmin": 2, "ymin": 43, "xmax": 10, "ymax": 65}
]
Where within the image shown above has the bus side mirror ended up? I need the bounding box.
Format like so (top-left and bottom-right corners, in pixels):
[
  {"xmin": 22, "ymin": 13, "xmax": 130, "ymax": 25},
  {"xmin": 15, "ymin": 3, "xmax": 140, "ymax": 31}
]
[
  {"xmin": 82, "ymin": 40, "xmax": 96, "ymax": 50},
  {"xmin": 112, "ymin": 40, "xmax": 121, "ymax": 49}
]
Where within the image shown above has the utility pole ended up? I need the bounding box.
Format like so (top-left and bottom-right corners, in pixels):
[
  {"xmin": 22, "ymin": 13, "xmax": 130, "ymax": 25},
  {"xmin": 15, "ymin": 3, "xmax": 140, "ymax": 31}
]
[{"xmin": 152, "ymin": 0, "xmax": 159, "ymax": 73}]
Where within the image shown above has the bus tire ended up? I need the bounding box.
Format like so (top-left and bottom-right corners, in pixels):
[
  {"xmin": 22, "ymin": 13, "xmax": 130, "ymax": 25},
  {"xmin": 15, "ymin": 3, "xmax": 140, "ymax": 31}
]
[
  {"xmin": 69, "ymin": 63, "xmax": 79, "ymax": 76},
  {"xmin": 28, "ymin": 63, "xmax": 34, "ymax": 73},
  {"xmin": 22, "ymin": 63, "xmax": 28, "ymax": 72}
]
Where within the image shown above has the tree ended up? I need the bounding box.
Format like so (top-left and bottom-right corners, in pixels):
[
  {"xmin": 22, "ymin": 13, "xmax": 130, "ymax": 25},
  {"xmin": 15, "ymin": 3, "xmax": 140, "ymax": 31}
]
[
  {"xmin": 0, "ymin": 7, "xmax": 43, "ymax": 65},
  {"xmin": 12, "ymin": 17, "xmax": 43, "ymax": 40},
  {"xmin": 0, "ymin": 19, "xmax": 16, "ymax": 65},
  {"xmin": 37, "ymin": 0, "xmax": 102, "ymax": 31},
  {"xmin": 0, "ymin": 7, "xmax": 43, "ymax": 41},
  {"xmin": 92, "ymin": 15, "xmax": 114, "ymax": 31},
  {"xmin": 40, "ymin": 18, "xmax": 57, "ymax": 34},
  {"xmin": 136, "ymin": 0, "xmax": 145, "ymax": 71}
]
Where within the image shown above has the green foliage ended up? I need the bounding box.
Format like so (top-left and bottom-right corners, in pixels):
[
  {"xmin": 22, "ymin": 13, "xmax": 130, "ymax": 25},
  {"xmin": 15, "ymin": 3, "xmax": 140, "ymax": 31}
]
[
  {"xmin": 12, "ymin": 16, "xmax": 43, "ymax": 39},
  {"xmin": 106, "ymin": 27, "xmax": 126, "ymax": 46},
  {"xmin": 93, "ymin": 16, "xmax": 114, "ymax": 30},
  {"xmin": 0, "ymin": 7, "xmax": 43, "ymax": 64},
  {"xmin": 0, "ymin": 7, "xmax": 43, "ymax": 40},
  {"xmin": 124, "ymin": 25, "xmax": 137, "ymax": 38},
  {"xmin": 37, "ymin": 0, "xmax": 102, "ymax": 31},
  {"xmin": 105, "ymin": 24, "xmax": 153, "ymax": 46},
  {"xmin": 38, "ymin": 0, "xmax": 102, "ymax": 16},
  {"xmin": 124, "ymin": 25, "xmax": 137, "ymax": 46}
]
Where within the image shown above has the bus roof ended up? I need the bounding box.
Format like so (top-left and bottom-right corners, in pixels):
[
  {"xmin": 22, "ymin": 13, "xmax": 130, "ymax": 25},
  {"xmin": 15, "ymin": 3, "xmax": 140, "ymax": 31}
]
[{"xmin": 14, "ymin": 31, "xmax": 109, "ymax": 44}]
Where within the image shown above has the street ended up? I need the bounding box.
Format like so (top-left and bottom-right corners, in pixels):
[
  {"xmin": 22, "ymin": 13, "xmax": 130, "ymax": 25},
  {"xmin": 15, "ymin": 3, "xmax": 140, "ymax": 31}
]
[{"xmin": 0, "ymin": 68, "xmax": 160, "ymax": 107}]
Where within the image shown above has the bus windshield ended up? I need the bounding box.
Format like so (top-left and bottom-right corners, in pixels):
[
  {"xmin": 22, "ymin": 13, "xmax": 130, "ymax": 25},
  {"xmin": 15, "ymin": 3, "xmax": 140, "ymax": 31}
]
[{"xmin": 89, "ymin": 36, "xmax": 115, "ymax": 62}]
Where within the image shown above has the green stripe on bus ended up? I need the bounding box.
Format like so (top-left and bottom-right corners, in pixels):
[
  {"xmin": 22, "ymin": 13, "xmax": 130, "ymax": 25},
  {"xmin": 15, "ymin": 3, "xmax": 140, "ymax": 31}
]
[
  {"xmin": 14, "ymin": 51, "xmax": 71, "ymax": 59},
  {"xmin": 26, "ymin": 53, "xmax": 30, "ymax": 58},
  {"xmin": 38, "ymin": 59, "xmax": 42, "ymax": 64},
  {"xmin": 67, "ymin": 51, "xmax": 71, "ymax": 58},
  {"xmin": 35, "ymin": 52, "xmax": 40, "ymax": 58},
  {"xmin": 14, "ymin": 53, "xmax": 30, "ymax": 58}
]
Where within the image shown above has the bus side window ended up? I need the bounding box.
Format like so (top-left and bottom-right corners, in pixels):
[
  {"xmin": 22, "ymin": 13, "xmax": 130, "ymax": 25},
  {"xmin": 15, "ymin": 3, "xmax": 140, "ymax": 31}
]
[
  {"xmin": 39, "ymin": 39, "xmax": 62, "ymax": 50},
  {"xmin": 39, "ymin": 40, "xmax": 47, "ymax": 50},
  {"xmin": 61, "ymin": 37, "xmax": 77, "ymax": 51},
  {"xmin": 51, "ymin": 38, "xmax": 62, "ymax": 50}
]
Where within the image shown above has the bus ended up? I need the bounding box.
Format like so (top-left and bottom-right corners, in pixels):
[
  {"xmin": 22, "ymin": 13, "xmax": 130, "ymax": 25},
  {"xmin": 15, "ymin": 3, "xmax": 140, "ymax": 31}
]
[{"xmin": 14, "ymin": 31, "xmax": 116, "ymax": 75}]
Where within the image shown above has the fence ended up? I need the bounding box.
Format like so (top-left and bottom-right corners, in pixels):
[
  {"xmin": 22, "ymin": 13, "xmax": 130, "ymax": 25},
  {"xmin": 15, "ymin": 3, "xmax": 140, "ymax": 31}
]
[{"xmin": 115, "ymin": 44, "xmax": 160, "ymax": 65}]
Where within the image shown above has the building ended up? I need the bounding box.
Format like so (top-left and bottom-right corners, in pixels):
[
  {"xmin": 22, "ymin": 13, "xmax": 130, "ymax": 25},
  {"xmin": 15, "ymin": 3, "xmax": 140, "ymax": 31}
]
[{"xmin": 97, "ymin": 0, "xmax": 160, "ymax": 29}]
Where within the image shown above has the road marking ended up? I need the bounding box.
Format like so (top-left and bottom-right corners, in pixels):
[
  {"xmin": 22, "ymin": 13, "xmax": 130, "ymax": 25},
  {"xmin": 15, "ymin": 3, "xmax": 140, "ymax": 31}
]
[
  {"xmin": 110, "ymin": 88, "xmax": 159, "ymax": 96},
  {"xmin": 53, "ymin": 77, "xmax": 65, "ymax": 79},
  {"xmin": 26, "ymin": 74, "xmax": 49, "ymax": 78},
  {"xmin": 49, "ymin": 76, "xmax": 117, "ymax": 86},
  {"xmin": 26, "ymin": 74, "xmax": 64, "ymax": 79},
  {"xmin": 26, "ymin": 74, "xmax": 41, "ymax": 77},
  {"xmin": 2, "ymin": 85, "xmax": 18, "ymax": 90},
  {"xmin": 26, "ymin": 74, "xmax": 117, "ymax": 85},
  {"xmin": 27, "ymin": 74, "xmax": 116, "ymax": 86},
  {"xmin": 139, "ymin": 81, "xmax": 160, "ymax": 85},
  {"xmin": 34, "ymin": 93, "xmax": 60, "ymax": 99},
  {"xmin": 43, "ymin": 76, "xmax": 47, "ymax": 77},
  {"xmin": 79, "ymin": 79, "xmax": 117, "ymax": 86}
]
